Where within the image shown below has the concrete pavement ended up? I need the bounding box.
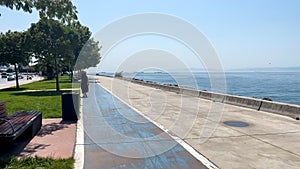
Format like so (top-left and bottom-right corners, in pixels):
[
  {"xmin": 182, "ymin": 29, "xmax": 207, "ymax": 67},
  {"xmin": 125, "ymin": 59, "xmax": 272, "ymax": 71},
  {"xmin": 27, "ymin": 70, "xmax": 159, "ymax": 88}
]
[
  {"xmin": 94, "ymin": 76, "xmax": 300, "ymax": 169},
  {"xmin": 81, "ymin": 81, "xmax": 213, "ymax": 168}
]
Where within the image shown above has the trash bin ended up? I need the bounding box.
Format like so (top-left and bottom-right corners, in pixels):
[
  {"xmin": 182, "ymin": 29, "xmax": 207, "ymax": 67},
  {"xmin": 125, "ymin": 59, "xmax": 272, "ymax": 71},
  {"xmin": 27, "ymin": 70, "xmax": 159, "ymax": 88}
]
[{"xmin": 62, "ymin": 92, "xmax": 79, "ymax": 121}]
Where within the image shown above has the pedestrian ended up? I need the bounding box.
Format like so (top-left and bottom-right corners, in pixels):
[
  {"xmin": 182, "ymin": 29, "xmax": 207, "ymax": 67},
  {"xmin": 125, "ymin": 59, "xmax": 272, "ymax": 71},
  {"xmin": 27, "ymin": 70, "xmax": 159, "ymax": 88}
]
[{"xmin": 81, "ymin": 71, "xmax": 89, "ymax": 98}]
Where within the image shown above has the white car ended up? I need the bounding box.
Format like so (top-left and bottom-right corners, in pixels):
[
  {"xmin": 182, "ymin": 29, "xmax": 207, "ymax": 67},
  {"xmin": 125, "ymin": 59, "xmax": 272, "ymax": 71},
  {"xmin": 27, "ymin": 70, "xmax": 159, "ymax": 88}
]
[{"xmin": 7, "ymin": 75, "xmax": 15, "ymax": 81}]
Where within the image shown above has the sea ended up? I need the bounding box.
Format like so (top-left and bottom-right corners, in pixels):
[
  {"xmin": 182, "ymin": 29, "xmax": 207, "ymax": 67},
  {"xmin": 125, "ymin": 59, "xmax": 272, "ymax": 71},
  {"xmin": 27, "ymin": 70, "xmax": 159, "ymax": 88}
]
[{"xmin": 98, "ymin": 71, "xmax": 300, "ymax": 106}]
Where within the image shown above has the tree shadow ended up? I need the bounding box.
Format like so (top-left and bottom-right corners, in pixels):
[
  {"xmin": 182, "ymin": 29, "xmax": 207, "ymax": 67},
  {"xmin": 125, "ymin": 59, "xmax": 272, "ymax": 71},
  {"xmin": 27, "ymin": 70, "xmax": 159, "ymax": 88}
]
[
  {"xmin": 0, "ymin": 137, "xmax": 31, "ymax": 160},
  {"xmin": 0, "ymin": 139, "xmax": 51, "ymax": 161},
  {"xmin": 0, "ymin": 120, "xmax": 75, "ymax": 161},
  {"xmin": 12, "ymin": 91, "xmax": 69, "ymax": 97},
  {"xmin": 48, "ymin": 79, "xmax": 72, "ymax": 84},
  {"xmin": 37, "ymin": 121, "xmax": 72, "ymax": 137},
  {"xmin": 0, "ymin": 88, "xmax": 28, "ymax": 92},
  {"xmin": 19, "ymin": 143, "xmax": 50, "ymax": 157}
]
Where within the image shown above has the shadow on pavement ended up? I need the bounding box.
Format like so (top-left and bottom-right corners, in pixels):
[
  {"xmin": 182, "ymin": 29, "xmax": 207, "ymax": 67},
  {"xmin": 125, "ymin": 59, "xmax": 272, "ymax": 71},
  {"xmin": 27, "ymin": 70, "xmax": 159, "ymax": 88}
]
[{"xmin": 0, "ymin": 120, "xmax": 74, "ymax": 160}]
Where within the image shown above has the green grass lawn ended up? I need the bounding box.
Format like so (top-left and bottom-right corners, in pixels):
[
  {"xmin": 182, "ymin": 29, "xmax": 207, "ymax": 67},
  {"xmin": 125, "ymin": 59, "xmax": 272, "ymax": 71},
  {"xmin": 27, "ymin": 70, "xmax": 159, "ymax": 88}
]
[
  {"xmin": 1, "ymin": 90, "xmax": 64, "ymax": 118},
  {"xmin": 0, "ymin": 75, "xmax": 80, "ymax": 118},
  {"xmin": 0, "ymin": 157, "xmax": 74, "ymax": 169},
  {"xmin": 20, "ymin": 75, "xmax": 78, "ymax": 90},
  {"xmin": 0, "ymin": 76, "xmax": 78, "ymax": 167}
]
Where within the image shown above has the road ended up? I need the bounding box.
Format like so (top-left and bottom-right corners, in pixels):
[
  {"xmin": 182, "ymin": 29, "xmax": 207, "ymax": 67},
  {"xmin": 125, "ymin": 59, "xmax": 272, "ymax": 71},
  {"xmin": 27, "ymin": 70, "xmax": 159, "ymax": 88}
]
[{"xmin": 0, "ymin": 76, "xmax": 43, "ymax": 89}]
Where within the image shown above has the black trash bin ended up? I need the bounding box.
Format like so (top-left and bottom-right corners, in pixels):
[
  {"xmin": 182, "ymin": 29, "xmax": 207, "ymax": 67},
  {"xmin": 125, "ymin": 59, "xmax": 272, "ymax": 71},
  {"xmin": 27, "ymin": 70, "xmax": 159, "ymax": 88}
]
[{"xmin": 62, "ymin": 92, "xmax": 79, "ymax": 121}]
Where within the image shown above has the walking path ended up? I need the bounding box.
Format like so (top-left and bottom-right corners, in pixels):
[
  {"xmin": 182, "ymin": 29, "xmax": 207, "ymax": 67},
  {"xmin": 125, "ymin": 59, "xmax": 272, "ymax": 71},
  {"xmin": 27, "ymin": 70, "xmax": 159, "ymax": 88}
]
[
  {"xmin": 80, "ymin": 82, "xmax": 213, "ymax": 168},
  {"xmin": 0, "ymin": 119, "xmax": 76, "ymax": 160},
  {"xmin": 20, "ymin": 119, "xmax": 76, "ymax": 159},
  {"xmin": 88, "ymin": 76, "xmax": 300, "ymax": 169}
]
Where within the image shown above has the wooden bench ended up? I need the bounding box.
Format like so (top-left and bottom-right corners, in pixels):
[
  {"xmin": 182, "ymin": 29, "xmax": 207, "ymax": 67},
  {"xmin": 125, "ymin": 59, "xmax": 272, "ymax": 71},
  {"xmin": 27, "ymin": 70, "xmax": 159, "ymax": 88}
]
[{"xmin": 0, "ymin": 101, "xmax": 42, "ymax": 142}]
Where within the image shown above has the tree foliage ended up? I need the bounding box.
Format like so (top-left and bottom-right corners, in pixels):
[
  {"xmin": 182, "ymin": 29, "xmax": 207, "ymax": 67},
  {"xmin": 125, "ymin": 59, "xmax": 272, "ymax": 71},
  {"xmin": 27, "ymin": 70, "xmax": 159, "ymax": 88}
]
[
  {"xmin": 0, "ymin": 0, "xmax": 77, "ymax": 22},
  {"xmin": 35, "ymin": 0, "xmax": 78, "ymax": 23},
  {"xmin": 0, "ymin": 33, "xmax": 5, "ymax": 65},
  {"xmin": 0, "ymin": 0, "xmax": 33, "ymax": 13},
  {"xmin": 27, "ymin": 19, "xmax": 73, "ymax": 59},
  {"xmin": 27, "ymin": 18, "xmax": 73, "ymax": 91},
  {"xmin": 75, "ymin": 38, "xmax": 101, "ymax": 71},
  {"xmin": 0, "ymin": 31, "xmax": 30, "ymax": 89},
  {"xmin": 1, "ymin": 0, "xmax": 101, "ymax": 91},
  {"xmin": 27, "ymin": 18, "xmax": 101, "ymax": 91}
]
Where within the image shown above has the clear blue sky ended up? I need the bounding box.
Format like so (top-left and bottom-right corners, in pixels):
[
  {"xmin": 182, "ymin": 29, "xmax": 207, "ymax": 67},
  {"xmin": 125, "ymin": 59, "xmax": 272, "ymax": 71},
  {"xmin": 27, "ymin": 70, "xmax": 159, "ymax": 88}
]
[{"xmin": 1, "ymin": 0, "xmax": 300, "ymax": 70}]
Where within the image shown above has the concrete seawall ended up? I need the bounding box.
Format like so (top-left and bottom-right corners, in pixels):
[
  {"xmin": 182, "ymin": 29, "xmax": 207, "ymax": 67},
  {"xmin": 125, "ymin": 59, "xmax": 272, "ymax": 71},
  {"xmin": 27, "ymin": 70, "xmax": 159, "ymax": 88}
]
[{"xmin": 121, "ymin": 77, "xmax": 300, "ymax": 120}]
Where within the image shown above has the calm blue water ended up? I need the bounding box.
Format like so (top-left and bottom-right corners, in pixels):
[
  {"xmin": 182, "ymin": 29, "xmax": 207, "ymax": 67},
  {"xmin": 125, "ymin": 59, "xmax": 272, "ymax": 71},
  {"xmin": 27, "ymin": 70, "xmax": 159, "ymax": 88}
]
[{"xmin": 99, "ymin": 72, "xmax": 300, "ymax": 105}]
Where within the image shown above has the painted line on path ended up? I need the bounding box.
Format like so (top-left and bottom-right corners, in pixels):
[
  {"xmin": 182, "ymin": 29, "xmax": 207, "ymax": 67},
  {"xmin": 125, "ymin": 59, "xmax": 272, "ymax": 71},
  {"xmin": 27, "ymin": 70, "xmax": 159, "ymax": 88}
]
[{"xmin": 98, "ymin": 82, "xmax": 218, "ymax": 169}]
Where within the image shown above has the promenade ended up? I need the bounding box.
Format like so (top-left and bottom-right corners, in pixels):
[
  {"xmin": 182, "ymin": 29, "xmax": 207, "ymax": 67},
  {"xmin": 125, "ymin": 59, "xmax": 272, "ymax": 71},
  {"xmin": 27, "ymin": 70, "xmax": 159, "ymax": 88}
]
[
  {"xmin": 85, "ymin": 76, "xmax": 300, "ymax": 169},
  {"xmin": 81, "ymin": 81, "xmax": 212, "ymax": 168}
]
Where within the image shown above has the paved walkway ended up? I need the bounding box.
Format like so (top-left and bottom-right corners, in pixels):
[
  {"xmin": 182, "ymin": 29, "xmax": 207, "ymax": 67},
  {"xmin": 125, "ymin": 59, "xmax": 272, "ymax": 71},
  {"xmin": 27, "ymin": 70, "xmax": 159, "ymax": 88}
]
[
  {"xmin": 0, "ymin": 119, "xmax": 76, "ymax": 160},
  {"xmin": 20, "ymin": 119, "xmax": 76, "ymax": 159},
  {"xmin": 81, "ymin": 82, "xmax": 212, "ymax": 168},
  {"xmin": 93, "ymin": 76, "xmax": 300, "ymax": 169}
]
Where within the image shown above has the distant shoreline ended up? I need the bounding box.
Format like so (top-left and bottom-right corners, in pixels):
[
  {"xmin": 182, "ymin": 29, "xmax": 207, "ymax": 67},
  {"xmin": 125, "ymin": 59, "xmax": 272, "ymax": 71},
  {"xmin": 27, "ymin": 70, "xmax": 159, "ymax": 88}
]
[
  {"xmin": 95, "ymin": 66, "xmax": 300, "ymax": 75},
  {"xmin": 94, "ymin": 71, "xmax": 300, "ymax": 106}
]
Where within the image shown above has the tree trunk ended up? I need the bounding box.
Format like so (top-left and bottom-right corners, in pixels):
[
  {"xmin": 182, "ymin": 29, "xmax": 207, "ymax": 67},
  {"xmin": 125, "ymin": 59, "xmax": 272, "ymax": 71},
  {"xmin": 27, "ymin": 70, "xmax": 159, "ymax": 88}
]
[
  {"xmin": 55, "ymin": 58, "xmax": 60, "ymax": 91},
  {"xmin": 70, "ymin": 69, "xmax": 73, "ymax": 82},
  {"xmin": 68, "ymin": 61, "xmax": 72, "ymax": 82},
  {"xmin": 14, "ymin": 63, "xmax": 19, "ymax": 89},
  {"xmin": 46, "ymin": 66, "xmax": 54, "ymax": 80}
]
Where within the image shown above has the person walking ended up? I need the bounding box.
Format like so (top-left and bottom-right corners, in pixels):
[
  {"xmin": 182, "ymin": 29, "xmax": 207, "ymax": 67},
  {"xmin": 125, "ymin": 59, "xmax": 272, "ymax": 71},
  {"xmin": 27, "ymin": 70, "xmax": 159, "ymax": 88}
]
[{"xmin": 81, "ymin": 71, "xmax": 89, "ymax": 98}]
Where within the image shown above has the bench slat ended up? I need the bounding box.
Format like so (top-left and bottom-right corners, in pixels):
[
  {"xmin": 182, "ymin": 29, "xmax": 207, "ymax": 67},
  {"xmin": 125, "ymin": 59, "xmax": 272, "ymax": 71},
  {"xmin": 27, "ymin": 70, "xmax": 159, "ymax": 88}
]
[
  {"xmin": 0, "ymin": 100, "xmax": 42, "ymax": 142},
  {"xmin": 0, "ymin": 112, "xmax": 36, "ymax": 135},
  {"xmin": 0, "ymin": 110, "xmax": 42, "ymax": 140}
]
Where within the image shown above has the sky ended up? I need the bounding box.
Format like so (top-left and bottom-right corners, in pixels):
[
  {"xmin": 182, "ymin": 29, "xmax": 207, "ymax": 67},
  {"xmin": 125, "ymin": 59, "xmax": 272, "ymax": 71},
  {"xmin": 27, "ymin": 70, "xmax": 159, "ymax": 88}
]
[{"xmin": 1, "ymin": 0, "xmax": 300, "ymax": 71}]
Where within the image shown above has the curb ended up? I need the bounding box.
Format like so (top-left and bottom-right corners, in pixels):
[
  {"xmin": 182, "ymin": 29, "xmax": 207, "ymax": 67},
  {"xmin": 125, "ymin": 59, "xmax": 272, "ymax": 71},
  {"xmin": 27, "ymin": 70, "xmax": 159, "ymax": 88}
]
[{"xmin": 74, "ymin": 93, "xmax": 84, "ymax": 169}]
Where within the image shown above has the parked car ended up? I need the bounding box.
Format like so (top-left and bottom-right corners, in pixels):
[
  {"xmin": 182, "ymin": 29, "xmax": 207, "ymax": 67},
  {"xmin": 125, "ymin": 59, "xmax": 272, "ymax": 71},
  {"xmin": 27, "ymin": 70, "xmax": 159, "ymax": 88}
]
[
  {"xmin": 18, "ymin": 74, "xmax": 24, "ymax": 79},
  {"xmin": 7, "ymin": 75, "xmax": 15, "ymax": 81},
  {"xmin": 1, "ymin": 72, "xmax": 7, "ymax": 78}
]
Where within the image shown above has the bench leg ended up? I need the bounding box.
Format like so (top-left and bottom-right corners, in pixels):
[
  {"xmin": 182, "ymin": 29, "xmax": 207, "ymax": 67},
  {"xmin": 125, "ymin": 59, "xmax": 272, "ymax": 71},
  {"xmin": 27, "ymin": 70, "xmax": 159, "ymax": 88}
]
[
  {"xmin": 31, "ymin": 113, "xmax": 42, "ymax": 137},
  {"xmin": 19, "ymin": 113, "xmax": 42, "ymax": 139}
]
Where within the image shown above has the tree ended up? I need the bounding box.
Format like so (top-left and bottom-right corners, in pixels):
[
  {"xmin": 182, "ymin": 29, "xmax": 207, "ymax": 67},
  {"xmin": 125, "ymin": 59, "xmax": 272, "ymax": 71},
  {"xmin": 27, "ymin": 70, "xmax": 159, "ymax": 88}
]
[
  {"xmin": 69, "ymin": 21, "xmax": 91, "ymax": 60},
  {"xmin": 0, "ymin": 0, "xmax": 101, "ymax": 91},
  {"xmin": 74, "ymin": 38, "xmax": 101, "ymax": 71},
  {"xmin": 0, "ymin": 0, "xmax": 77, "ymax": 22},
  {"xmin": 67, "ymin": 22, "xmax": 101, "ymax": 74},
  {"xmin": 0, "ymin": 31, "xmax": 30, "ymax": 89},
  {"xmin": 0, "ymin": 33, "xmax": 5, "ymax": 65},
  {"xmin": 61, "ymin": 21, "xmax": 90, "ymax": 80},
  {"xmin": 0, "ymin": 0, "xmax": 33, "ymax": 13},
  {"xmin": 34, "ymin": 0, "xmax": 78, "ymax": 23},
  {"xmin": 27, "ymin": 18, "xmax": 73, "ymax": 91}
]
